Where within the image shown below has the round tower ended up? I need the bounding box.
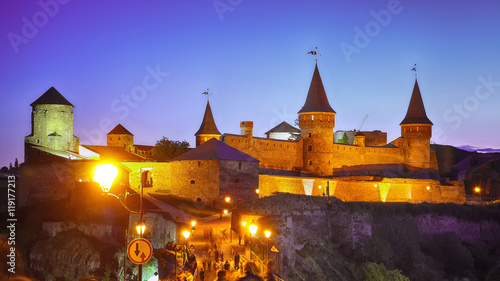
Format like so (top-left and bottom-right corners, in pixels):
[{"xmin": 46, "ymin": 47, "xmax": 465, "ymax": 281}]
[
  {"xmin": 25, "ymin": 87, "xmax": 80, "ymax": 153},
  {"xmin": 400, "ymin": 79, "xmax": 433, "ymax": 169},
  {"xmin": 195, "ymin": 100, "xmax": 221, "ymax": 147},
  {"xmin": 298, "ymin": 64, "xmax": 336, "ymax": 176}
]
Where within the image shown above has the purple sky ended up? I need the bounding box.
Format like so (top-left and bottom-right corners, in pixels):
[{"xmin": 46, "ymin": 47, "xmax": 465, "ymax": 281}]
[{"xmin": 1, "ymin": 0, "xmax": 500, "ymax": 168}]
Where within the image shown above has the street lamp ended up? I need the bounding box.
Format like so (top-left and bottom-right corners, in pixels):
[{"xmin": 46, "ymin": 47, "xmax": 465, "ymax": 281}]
[
  {"xmin": 255, "ymin": 189, "xmax": 260, "ymax": 195},
  {"xmin": 264, "ymin": 230, "xmax": 271, "ymax": 261},
  {"xmin": 94, "ymin": 163, "xmax": 149, "ymax": 281},
  {"xmin": 94, "ymin": 163, "xmax": 118, "ymax": 193},
  {"xmin": 223, "ymin": 209, "xmax": 228, "ymax": 215},
  {"xmin": 249, "ymin": 220, "xmax": 258, "ymax": 236},
  {"xmin": 191, "ymin": 220, "xmax": 196, "ymax": 227},
  {"xmin": 225, "ymin": 196, "xmax": 235, "ymax": 242},
  {"xmin": 136, "ymin": 223, "xmax": 146, "ymax": 236},
  {"xmin": 242, "ymin": 221, "xmax": 247, "ymax": 227},
  {"xmin": 183, "ymin": 230, "xmax": 190, "ymax": 247},
  {"xmin": 475, "ymin": 187, "xmax": 482, "ymax": 201}
]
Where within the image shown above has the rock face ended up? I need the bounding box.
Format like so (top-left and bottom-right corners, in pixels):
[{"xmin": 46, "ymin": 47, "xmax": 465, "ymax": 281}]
[
  {"xmin": 29, "ymin": 229, "xmax": 100, "ymax": 281},
  {"xmin": 239, "ymin": 194, "xmax": 500, "ymax": 281}
]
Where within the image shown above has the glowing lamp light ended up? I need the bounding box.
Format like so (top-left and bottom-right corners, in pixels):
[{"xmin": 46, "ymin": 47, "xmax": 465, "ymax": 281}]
[
  {"xmin": 319, "ymin": 185, "xmax": 322, "ymax": 189},
  {"xmin": 264, "ymin": 230, "xmax": 271, "ymax": 238},
  {"xmin": 256, "ymin": 189, "xmax": 260, "ymax": 194},
  {"xmin": 191, "ymin": 220, "xmax": 196, "ymax": 227},
  {"xmin": 93, "ymin": 163, "xmax": 118, "ymax": 193},
  {"xmin": 225, "ymin": 197, "xmax": 231, "ymax": 203},
  {"xmin": 136, "ymin": 223, "xmax": 146, "ymax": 236},
  {"xmin": 242, "ymin": 221, "xmax": 247, "ymax": 227},
  {"xmin": 426, "ymin": 186, "xmax": 430, "ymax": 191},
  {"xmin": 374, "ymin": 184, "xmax": 378, "ymax": 188},
  {"xmin": 182, "ymin": 230, "xmax": 190, "ymax": 239},
  {"xmin": 223, "ymin": 209, "xmax": 228, "ymax": 215},
  {"xmin": 474, "ymin": 187, "xmax": 480, "ymax": 193},
  {"xmin": 249, "ymin": 220, "xmax": 257, "ymax": 236}
]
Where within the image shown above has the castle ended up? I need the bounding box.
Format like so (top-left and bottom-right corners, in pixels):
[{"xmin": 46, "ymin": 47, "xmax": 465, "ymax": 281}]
[{"xmin": 20, "ymin": 63, "xmax": 465, "ymax": 206}]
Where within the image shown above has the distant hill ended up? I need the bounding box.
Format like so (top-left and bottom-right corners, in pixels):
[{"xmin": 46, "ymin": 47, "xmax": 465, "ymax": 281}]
[{"xmin": 432, "ymin": 144, "xmax": 500, "ymax": 199}]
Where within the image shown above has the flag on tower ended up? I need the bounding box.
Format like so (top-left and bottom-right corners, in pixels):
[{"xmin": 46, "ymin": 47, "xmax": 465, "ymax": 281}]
[
  {"xmin": 308, "ymin": 50, "xmax": 317, "ymax": 55},
  {"xmin": 202, "ymin": 89, "xmax": 209, "ymax": 96},
  {"xmin": 411, "ymin": 64, "xmax": 417, "ymax": 72}
]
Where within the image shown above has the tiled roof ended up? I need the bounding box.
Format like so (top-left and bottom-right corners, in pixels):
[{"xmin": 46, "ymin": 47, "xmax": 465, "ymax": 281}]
[
  {"xmin": 172, "ymin": 138, "xmax": 258, "ymax": 162},
  {"xmin": 31, "ymin": 87, "xmax": 74, "ymax": 107},
  {"xmin": 265, "ymin": 121, "xmax": 300, "ymax": 135},
  {"xmin": 298, "ymin": 64, "xmax": 335, "ymax": 114},
  {"xmin": 400, "ymin": 80, "xmax": 433, "ymax": 125},
  {"xmin": 108, "ymin": 124, "xmax": 134, "ymax": 135},
  {"xmin": 195, "ymin": 100, "xmax": 221, "ymax": 135},
  {"xmin": 81, "ymin": 145, "xmax": 145, "ymax": 161}
]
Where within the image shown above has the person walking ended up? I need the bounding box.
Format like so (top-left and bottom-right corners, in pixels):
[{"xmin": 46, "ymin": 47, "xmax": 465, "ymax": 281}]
[
  {"xmin": 263, "ymin": 260, "xmax": 281, "ymax": 281},
  {"xmin": 236, "ymin": 261, "xmax": 263, "ymax": 281},
  {"xmin": 214, "ymin": 269, "xmax": 227, "ymax": 281}
]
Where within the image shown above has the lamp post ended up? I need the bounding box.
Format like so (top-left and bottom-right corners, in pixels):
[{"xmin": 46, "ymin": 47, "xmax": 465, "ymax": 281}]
[
  {"xmin": 94, "ymin": 164, "xmax": 148, "ymax": 281},
  {"xmin": 225, "ymin": 196, "xmax": 234, "ymax": 242},
  {"xmin": 249, "ymin": 220, "xmax": 257, "ymax": 260},
  {"xmin": 264, "ymin": 230, "xmax": 271, "ymax": 261},
  {"xmin": 426, "ymin": 186, "xmax": 431, "ymax": 203}
]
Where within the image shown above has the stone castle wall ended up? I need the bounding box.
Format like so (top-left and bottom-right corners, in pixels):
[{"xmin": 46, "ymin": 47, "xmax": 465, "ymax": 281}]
[
  {"xmin": 258, "ymin": 174, "xmax": 466, "ymax": 203},
  {"xmin": 219, "ymin": 160, "xmax": 259, "ymax": 204},
  {"xmin": 223, "ymin": 135, "xmax": 302, "ymax": 171}
]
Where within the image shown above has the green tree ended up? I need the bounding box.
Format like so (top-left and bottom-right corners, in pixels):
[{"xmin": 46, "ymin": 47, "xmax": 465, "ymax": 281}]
[
  {"xmin": 338, "ymin": 132, "xmax": 349, "ymax": 144},
  {"xmin": 151, "ymin": 137, "xmax": 190, "ymax": 161}
]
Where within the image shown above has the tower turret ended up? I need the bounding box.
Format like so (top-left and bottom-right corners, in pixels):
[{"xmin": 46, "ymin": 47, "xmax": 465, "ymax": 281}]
[
  {"xmin": 400, "ymin": 79, "xmax": 433, "ymax": 169},
  {"xmin": 107, "ymin": 124, "xmax": 134, "ymax": 151},
  {"xmin": 25, "ymin": 87, "xmax": 80, "ymax": 155},
  {"xmin": 195, "ymin": 100, "xmax": 221, "ymax": 147},
  {"xmin": 298, "ymin": 64, "xmax": 336, "ymax": 175}
]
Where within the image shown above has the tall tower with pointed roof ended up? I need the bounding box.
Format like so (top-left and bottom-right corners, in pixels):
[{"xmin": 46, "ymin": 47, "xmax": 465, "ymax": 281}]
[
  {"xmin": 400, "ymin": 79, "xmax": 433, "ymax": 169},
  {"xmin": 298, "ymin": 64, "xmax": 336, "ymax": 175},
  {"xmin": 107, "ymin": 124, "xmax": 134, "ymax": 151},
  {"xmin": 195, "ymin": 100, "xmax": 221, "ymax": 147},
  {"xmin": 25, "ymin": 87, "xmax": 80, "ymax": 156}
]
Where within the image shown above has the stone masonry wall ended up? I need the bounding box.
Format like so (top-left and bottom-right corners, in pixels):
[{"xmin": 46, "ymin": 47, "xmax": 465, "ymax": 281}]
[{"xmin": 223, "ymin": 135, "xmax": 302, "ymax": 171}]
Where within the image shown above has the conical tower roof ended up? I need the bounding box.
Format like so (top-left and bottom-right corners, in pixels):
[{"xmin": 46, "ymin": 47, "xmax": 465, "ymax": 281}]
[
  {"xmin": 108, "ymin": 124, "xmax": 133, "ymax": 135},
  {"xmin": 31, "ymin": 87, "xmax": 74, "ymax": 107},
  {"xmin": 195, "ymin": 100, "xmax": 221, "ymax": 135},
  {"xmin": 400, "ymin": 80, "xmax": 433, "ymax": 125},
  {"xmin": 298, "ymin": 64, "xmax": 335, "ymax": 114}
]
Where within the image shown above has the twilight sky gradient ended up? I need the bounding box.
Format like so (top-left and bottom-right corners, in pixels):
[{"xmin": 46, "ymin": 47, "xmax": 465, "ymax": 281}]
[{"xmin": 1, "ymin": 0, "xmax": 500, "ymax": 168}]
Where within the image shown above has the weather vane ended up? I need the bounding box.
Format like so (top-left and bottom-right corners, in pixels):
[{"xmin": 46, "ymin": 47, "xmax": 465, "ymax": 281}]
[
  {"xmin": 411, "ymin": 64, "xmax": 417, "ymax": 78},
  {"xmin": 307, "ymin": 46, "xmax": 319, "ymax": 62},
  {"xmin": 202, "ymin": 88, "xmax": 211, "ymax": 100}
]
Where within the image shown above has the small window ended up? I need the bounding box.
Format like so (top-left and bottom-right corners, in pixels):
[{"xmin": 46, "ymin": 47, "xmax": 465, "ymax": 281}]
[
  {"xmin": 308, "ymin": 160, "xmax": 312, "ymax": 165},
  {"xmin": 118, "ymin": 137, "xmax": 121, "ymax": 140},
  {"xmin": 238, "ymin": 162, "xmax": 242, "ymax": 170},
  {"xmin": 308, "ymin": 146, "xmax": 312, "ymax": 151},
  {"xmin": 308, "ymin": 133, "xmax": 312, "ymax": 138},
  {"xmin": 190, "ymin": 180, "xmax": 195, "ymax": 184},
  {"xmin": 235, "ymin": 178, "xmax": 240, "ymax": 183},
  {"xmin": 37, "ymin": 139, "xmax": 40, "ymax": 144},
  {"xmin": 196, "ymin": 198, "xmax": 202, "ymax": 202},
  {"xmin": 109, "ymin": 137, "xmax": 112, "ymax": 140},
  {"xmin": 198, "ymin": 161, "xmax": 201, "ymax": 167}
]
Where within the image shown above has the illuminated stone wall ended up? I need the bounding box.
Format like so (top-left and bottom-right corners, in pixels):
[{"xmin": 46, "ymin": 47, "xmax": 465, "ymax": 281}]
[
  {"xmin": 223, "ymin": 135, "xmax": 302, "ymax": 171},
  {"xmin": 219, "ymin": 160, "xmax": 259, "ymax": 204},
  {"xmin": 25, "ymin": 104, "xmax": 79, "ymax": 153},
  {"xmin": 258, "ymin": 175, "xmax": 466, "ymax": 203},
  {"xmin": 107, "ymin": 134, "xmax": 134, "ymax": 151}
]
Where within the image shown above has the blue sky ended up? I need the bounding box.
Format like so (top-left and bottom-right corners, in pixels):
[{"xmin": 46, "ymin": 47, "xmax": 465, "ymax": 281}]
[{"xmin": 1, "ymin": 0, "xmax": 500, "ymax": 167}]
